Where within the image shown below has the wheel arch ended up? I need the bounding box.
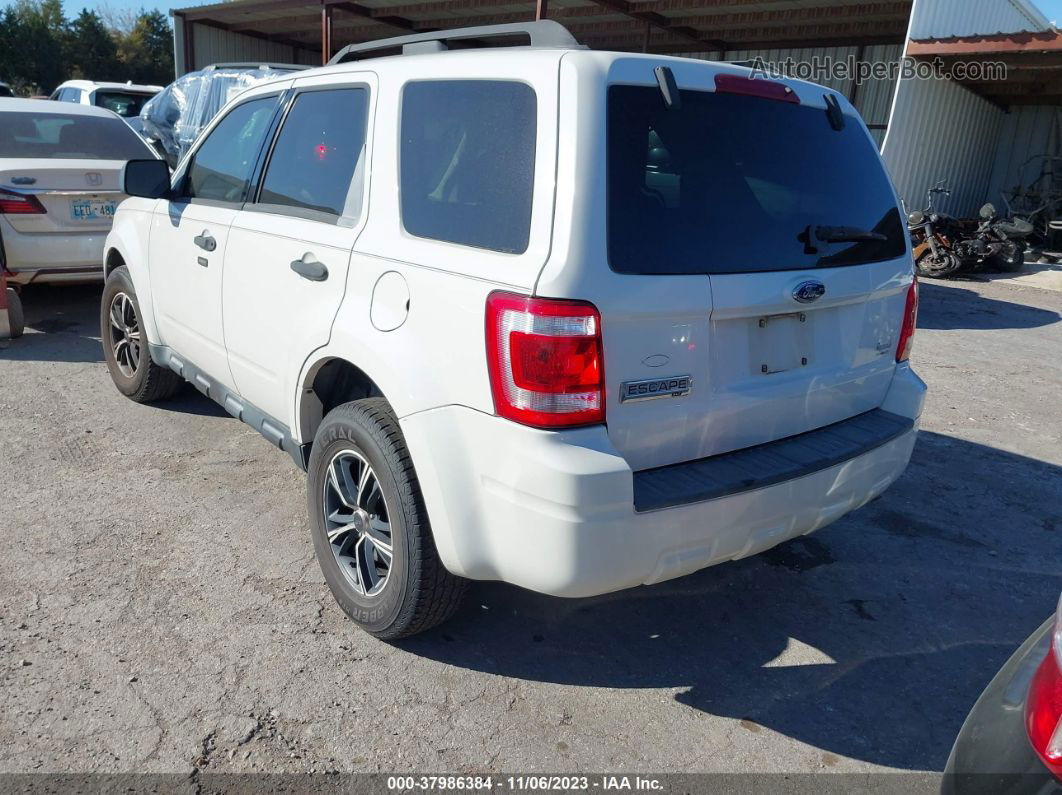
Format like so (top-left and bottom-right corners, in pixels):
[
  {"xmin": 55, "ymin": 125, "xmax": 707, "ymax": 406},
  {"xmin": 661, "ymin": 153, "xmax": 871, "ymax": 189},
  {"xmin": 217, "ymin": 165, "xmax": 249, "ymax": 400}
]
[
  {"xmin": 296, "ymin": 356, "xmax": 388, "ymax": 449},
  {"xmin": 103, "ymin": 207, "xmax": 161, "ymax": 344},
  {"xmin": 104, "ymin": 247, "xmax": 125, "ymax": 278}
]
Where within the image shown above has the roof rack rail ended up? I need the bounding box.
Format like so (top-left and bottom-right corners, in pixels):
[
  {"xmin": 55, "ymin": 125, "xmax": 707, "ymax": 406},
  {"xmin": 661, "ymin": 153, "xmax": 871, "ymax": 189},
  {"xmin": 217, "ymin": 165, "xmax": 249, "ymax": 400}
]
[
  {"xmin": 202, "ymin": 62, "xmax": 310, "ymax": 72},
  {"xmin": 328, "ymin": 20, "xmax": 580, "ymax": 65}
]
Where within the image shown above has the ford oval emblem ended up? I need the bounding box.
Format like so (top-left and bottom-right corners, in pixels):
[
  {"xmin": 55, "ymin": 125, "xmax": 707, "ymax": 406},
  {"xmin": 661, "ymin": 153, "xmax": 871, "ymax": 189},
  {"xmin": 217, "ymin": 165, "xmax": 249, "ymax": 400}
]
[{"xmin": 793, "ymin": 280, "xmax": 826, "ymax": 304}]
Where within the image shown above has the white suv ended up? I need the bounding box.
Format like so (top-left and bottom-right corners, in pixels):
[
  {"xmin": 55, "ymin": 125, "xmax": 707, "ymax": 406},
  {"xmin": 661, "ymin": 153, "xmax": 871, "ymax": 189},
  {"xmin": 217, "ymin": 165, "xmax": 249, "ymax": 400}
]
[
  {"xmin": 50, "ymin": 81, "xmax": 162, "ymax": 120},
  {"xmin": 101, "ymin": 22, "xmax": 925, "ymax": 639}
]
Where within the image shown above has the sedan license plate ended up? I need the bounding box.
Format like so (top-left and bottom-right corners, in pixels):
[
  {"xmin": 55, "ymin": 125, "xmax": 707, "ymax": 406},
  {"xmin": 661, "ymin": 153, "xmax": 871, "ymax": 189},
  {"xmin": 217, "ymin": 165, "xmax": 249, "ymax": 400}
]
[{"xmin": 70, "ymin": 199, "xmax": 117, "ymax": 221}]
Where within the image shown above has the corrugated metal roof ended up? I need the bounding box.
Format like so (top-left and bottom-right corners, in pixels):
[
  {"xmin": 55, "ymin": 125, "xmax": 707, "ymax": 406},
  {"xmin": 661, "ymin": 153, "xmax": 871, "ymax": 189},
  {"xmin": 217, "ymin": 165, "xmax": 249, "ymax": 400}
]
[
  {"xmin": 907, "ymin": 0, "xmax": 1051, "ymax": 40},
  {"xmin": 906, "ymin": 29, "xmax": 1062, "ymax": 109}
]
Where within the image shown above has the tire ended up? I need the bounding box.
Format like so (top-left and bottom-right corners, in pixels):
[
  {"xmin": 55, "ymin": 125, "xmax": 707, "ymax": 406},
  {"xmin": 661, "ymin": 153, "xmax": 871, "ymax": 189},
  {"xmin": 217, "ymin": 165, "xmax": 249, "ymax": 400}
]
[
  {"xmin": 6, "ymin": 288, "xmax": 23, "ymax": 338},
  {"xmin": 915, "ymin": 249, "xmax": 963, "ymax": 279},
  {"xmin": 994, "ymin": 241, "xmax": 1025, "ymax": 273},
  {"xmin": 100, "ymin": 265, "xmax": 181, "ymax": 403},
  {"xmin": 307, "ymin": 398, "xmax": 466, "ymax": 640}
]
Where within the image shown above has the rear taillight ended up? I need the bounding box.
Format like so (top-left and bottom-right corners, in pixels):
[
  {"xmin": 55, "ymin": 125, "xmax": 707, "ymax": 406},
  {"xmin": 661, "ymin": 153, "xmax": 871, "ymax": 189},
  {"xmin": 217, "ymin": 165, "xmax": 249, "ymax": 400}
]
[
  {"xmin": 1027, "ymin": 595, "xmax": 1062, "ymax": 781},
  {"xmin": 486, "ymin": 291, "xmax": 604, "ymax": 429},
  {"xmin": 0, "ymin": 188, "xmax": 46, "ymax": 215},
  {"xmin": 896, "ymin": 278, "xmax": 919, "ymax": 362}
]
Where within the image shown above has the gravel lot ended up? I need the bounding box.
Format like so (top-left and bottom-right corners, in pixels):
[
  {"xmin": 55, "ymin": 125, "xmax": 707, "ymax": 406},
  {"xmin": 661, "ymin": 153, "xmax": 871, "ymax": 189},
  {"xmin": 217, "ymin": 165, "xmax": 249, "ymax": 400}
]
[{"xmin": 1, "ymin": 277, "xmax": 1060, "ymax": 781}]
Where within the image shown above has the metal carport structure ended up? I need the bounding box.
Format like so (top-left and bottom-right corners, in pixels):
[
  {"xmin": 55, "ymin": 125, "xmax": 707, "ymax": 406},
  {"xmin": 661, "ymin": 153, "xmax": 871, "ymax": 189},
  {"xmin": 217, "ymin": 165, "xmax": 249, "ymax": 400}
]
[{"xmin": 171, "ymin": 0, "xmax": 914, "ymax": 70}]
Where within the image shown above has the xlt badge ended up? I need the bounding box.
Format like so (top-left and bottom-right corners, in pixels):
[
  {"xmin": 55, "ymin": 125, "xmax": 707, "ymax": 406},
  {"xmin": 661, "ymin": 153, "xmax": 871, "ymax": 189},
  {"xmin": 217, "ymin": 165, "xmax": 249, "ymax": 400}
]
[{"xmin": 620, "ymin": 375, "xmax": 692, "ymax": 403}]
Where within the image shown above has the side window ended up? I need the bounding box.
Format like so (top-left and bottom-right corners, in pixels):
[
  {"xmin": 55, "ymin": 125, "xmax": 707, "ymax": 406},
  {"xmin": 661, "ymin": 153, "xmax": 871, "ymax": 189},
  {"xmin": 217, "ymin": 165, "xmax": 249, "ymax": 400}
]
[
  {"xmin": 257, "ymin": 87, "xmax": 369, "ymax": 220},
  {"xmin": 400, "ymin": 80, "xmax": 536, "ymax": 255},
  {"xmin": 184, "ymin": 97, "xmax": 276, "ymax": 204}
]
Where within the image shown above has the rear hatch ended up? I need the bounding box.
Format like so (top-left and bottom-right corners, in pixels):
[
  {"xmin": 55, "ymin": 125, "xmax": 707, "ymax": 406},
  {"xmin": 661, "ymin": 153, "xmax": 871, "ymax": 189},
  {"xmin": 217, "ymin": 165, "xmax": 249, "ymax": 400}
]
[
  {"xmin": 595, "ymin": 71, "xmax": 911, "ymax": 472},
  {"xmin": 0, "ymin": 108, "xmax": 156, "ymax": 234}
]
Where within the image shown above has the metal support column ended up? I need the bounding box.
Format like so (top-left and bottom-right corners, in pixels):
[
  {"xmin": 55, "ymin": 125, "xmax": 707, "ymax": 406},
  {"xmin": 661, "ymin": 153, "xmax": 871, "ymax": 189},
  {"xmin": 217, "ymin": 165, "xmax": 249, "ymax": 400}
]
[{"xmin": 321, "ymin": 3, "xmax": 333, "ymax": 65}]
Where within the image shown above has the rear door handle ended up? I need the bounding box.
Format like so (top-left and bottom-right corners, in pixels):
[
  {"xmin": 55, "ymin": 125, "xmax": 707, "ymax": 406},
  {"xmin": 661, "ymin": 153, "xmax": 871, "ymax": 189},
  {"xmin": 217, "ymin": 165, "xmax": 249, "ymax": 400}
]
[
  {"xmin": 193, "ymin": 231, "xmax": 216, "ymax": 251},
  {"xmin": 290, "ymin": 254, "xmax": 328, "ymax": 282}
]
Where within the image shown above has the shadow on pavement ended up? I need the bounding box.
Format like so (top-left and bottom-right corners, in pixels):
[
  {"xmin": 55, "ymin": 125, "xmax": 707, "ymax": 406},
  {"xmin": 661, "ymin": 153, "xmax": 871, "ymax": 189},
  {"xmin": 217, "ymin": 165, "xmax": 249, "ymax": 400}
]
[
  {"xmin": 2, "ymin": 285, "xmax": 230, "ymax": 418},
  {"xmin": 1, "ymin": 284, "xmax": 104, "ymax": 363},
  {"xmin": 400, "ymin": 431, "xmax": 1062, "ymax": 773},
  {"xmin": 918, "ymin": 281, "xmax": 1060, "ymax": 331}
]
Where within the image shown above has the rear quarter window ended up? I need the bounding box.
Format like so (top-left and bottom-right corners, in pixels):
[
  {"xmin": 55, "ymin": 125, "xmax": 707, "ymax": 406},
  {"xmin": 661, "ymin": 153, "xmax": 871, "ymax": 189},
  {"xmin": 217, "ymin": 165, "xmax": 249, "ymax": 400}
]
[
  {"xmin": 607, "ymin": 85, "xmax": 906, "ymax": 275},
  {"xmin": 399, "ymin": 79, "xmax": 537, "ymax": 255}
]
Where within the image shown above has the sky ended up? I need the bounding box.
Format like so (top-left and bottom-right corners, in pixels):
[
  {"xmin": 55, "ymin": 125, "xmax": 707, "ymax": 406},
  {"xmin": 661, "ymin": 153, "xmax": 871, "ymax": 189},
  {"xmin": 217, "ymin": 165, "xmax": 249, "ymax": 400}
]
[
  {"xmin": 61, "ymin": 0, "xmax": 1062, "ymax": 26},
  {"xmin": 1034, "ymin": 0, "xmax": 1062, "ymax": 23},
  {"xmin": 64, "ymin": 0, "xmax": 188, "ymax": 17}
]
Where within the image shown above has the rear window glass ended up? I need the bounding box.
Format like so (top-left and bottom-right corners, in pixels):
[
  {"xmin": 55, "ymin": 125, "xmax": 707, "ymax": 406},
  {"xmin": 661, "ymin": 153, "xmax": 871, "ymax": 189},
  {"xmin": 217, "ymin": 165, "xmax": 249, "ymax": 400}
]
[
  {"xmin": 0, "ymin": 112, "xmax": 152, "ymax": 159},
  {"xmin": 607, "ymin": 85, "xmax": 906, "ymax": 274},
  {"xmin": 94, "ymin": 91, "xmax": 153, "ymax": 118},
  {"xmin": 400, "ymin": 80, "xmax": 536, "ymax": 255}
]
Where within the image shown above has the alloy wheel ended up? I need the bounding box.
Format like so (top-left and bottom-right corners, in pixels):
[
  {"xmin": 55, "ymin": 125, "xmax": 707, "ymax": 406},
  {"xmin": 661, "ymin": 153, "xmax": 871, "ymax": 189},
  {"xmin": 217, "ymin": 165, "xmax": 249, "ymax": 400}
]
[
  {"xmin": 108, "ymin": 292, "xmax": 141, "ymax": 378},
  {"xmin": 322, "ymin": 449, "xmax": 394, "ymax": 596}
]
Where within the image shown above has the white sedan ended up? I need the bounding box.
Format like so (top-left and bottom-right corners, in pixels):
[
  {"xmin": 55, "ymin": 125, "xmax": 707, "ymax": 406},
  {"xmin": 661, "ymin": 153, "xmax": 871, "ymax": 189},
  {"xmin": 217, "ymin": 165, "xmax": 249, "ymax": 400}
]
[{"xmin": 1, "ymin": 99, "xmax": 159, "ymax": 286}]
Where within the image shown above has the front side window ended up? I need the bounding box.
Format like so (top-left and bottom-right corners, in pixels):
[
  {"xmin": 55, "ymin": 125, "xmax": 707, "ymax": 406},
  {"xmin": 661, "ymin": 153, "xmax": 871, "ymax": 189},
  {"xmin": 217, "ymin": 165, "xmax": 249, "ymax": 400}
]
[
  {"xmin": 184, "ymin": 97, "xmax": 276, "ymax": 204},
  {"xmin": 258, "ymin": 87, "xmax": 369, "ymax": 219},
  {"xmin": 607, "ymin": 85, "xmax": 906, "ymax": 274},
  {"xmin": 400, "ymin": 80, "xmax": 537, "ymax": 255}
]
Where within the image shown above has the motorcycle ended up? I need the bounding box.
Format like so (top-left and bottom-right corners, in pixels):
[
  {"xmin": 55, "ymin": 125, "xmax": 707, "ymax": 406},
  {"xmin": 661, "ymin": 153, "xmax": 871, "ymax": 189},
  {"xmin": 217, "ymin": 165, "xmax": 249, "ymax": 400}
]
[
  {"xmin": 908, "ymin": 182, "xmax": 966, "ymax": 278},
  {"xmin": 908, "ymin": 181, "xmax": 1035, "ymax": 278},
  {"xmin": 958, "ymin": 202, "xmax": 1034, "ymax": 273}
]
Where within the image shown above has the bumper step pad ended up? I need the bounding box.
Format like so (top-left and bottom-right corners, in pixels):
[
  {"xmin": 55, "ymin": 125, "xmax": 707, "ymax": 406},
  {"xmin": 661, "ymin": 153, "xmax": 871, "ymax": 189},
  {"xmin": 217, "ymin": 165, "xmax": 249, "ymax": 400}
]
[{"xmin": 633, "ymin": 409, "xmax": 914, "ymax": 512}]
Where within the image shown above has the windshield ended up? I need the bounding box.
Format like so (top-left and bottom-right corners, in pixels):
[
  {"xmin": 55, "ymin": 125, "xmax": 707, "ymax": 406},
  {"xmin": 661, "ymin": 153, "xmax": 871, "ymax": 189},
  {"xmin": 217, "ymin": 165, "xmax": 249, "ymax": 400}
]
[
  {"xmin": 0, "ymin": 111, "xmax": 153, "ymax": 159},
  {"xmin": 607, "ymin": 85, "xmax": 906, "ymax": 274},
  {"xmin": 93, "ymin": 90, "xmax": 154, "ymax": 118}
]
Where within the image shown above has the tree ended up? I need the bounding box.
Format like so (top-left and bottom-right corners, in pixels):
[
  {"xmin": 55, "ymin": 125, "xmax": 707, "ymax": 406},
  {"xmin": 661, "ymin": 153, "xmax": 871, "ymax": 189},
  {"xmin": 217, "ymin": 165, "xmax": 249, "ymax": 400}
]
[
  {"xmin": 0, "ymin": 2, "xmax": 174, "ymax": 95},
  {"xmin": 0, "ymin": 0, "xmax": 68, "ymax": 94},
  {"xmin": 117, "ymin": 9, "xmax": 173, "ymax": 86},
  {"xmin": 67, "ymin": 10, "xmax": 119, "ymax": 81}
]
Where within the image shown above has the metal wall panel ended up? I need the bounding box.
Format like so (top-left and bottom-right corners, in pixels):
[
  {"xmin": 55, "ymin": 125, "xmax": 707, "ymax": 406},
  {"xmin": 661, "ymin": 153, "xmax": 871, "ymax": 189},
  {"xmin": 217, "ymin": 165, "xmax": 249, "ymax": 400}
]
[
  {"xmin": 987, "ymin": 106, "xmax": 1062, "ymax": 207},
  {"xmin": 188, "ymin": 24, "xmax": 288, "ymax": 69},
  {"xmin": 883, "ymin": 76, "xmax": 1005, "ymax": 216}
]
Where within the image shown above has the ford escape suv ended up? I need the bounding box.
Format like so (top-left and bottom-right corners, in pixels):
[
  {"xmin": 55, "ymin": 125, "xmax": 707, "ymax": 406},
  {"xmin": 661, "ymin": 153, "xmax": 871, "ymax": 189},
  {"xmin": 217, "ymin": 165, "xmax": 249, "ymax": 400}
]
[{"xmin": 101, "ymin": 21, "xmax": 925, "ymax": 639}]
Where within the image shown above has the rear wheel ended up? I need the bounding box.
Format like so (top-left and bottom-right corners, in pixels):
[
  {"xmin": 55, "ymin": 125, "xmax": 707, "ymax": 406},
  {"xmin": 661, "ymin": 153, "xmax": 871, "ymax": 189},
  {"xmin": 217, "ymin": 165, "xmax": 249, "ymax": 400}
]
[
  {"xmin": 307, "ymin": 398, "xmax": 466, "ymax": 640},
  {"xmin": 5, "ymin": 288, "xmax": 23, "ymax": 338},
  {"xmin": 101, "ymin": 266, "xmax": 181, "ymax": 402},
  {"xmin": 994, "ymin": 241, "xmax": 1025, "ymax": 273},
  {"xmin": 915, "ymin": 248, "xmax": 963, "ymax": 279}
]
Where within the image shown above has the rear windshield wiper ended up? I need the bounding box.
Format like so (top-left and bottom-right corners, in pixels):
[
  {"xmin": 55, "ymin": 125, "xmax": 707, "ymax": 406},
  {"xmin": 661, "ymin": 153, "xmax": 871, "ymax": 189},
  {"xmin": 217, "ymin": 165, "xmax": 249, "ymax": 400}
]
[
  {"xmin": 800, "ymin": 224, "xmax": 887, "ymax": 255},
  {"xmin": 816, "ymin": 225, "xmax": 887, "ymax": 243}
]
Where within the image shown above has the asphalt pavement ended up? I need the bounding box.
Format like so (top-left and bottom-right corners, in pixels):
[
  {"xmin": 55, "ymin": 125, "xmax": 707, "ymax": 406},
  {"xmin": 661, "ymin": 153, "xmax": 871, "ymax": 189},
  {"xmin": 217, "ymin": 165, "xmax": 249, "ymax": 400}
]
[{"xmin": 1, "ymin": 276, "xmax": 1060, "ymax": 782}]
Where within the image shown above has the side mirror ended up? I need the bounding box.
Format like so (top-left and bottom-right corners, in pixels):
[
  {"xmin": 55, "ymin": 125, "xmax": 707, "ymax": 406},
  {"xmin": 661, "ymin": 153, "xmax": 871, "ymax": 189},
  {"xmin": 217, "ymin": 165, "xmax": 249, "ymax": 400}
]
[
  {"xmin": 122, "ymin": 159, "xmax": 171, "ymax": 199},
  {"xmin": 979, "ymin": 203, "xmax": 996, "ymax": 221}
]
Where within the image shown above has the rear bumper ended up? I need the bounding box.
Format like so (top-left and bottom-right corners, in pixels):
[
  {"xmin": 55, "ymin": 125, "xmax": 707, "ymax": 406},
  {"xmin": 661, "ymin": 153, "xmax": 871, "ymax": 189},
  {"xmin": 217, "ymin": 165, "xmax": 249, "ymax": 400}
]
[
  {"xmin": 402, "ymin": 364, "xmax": 926, "ymax": 598},
  {"xmin": 2, "ymin": 218, "xmax": 106, "ymax": 284}
]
